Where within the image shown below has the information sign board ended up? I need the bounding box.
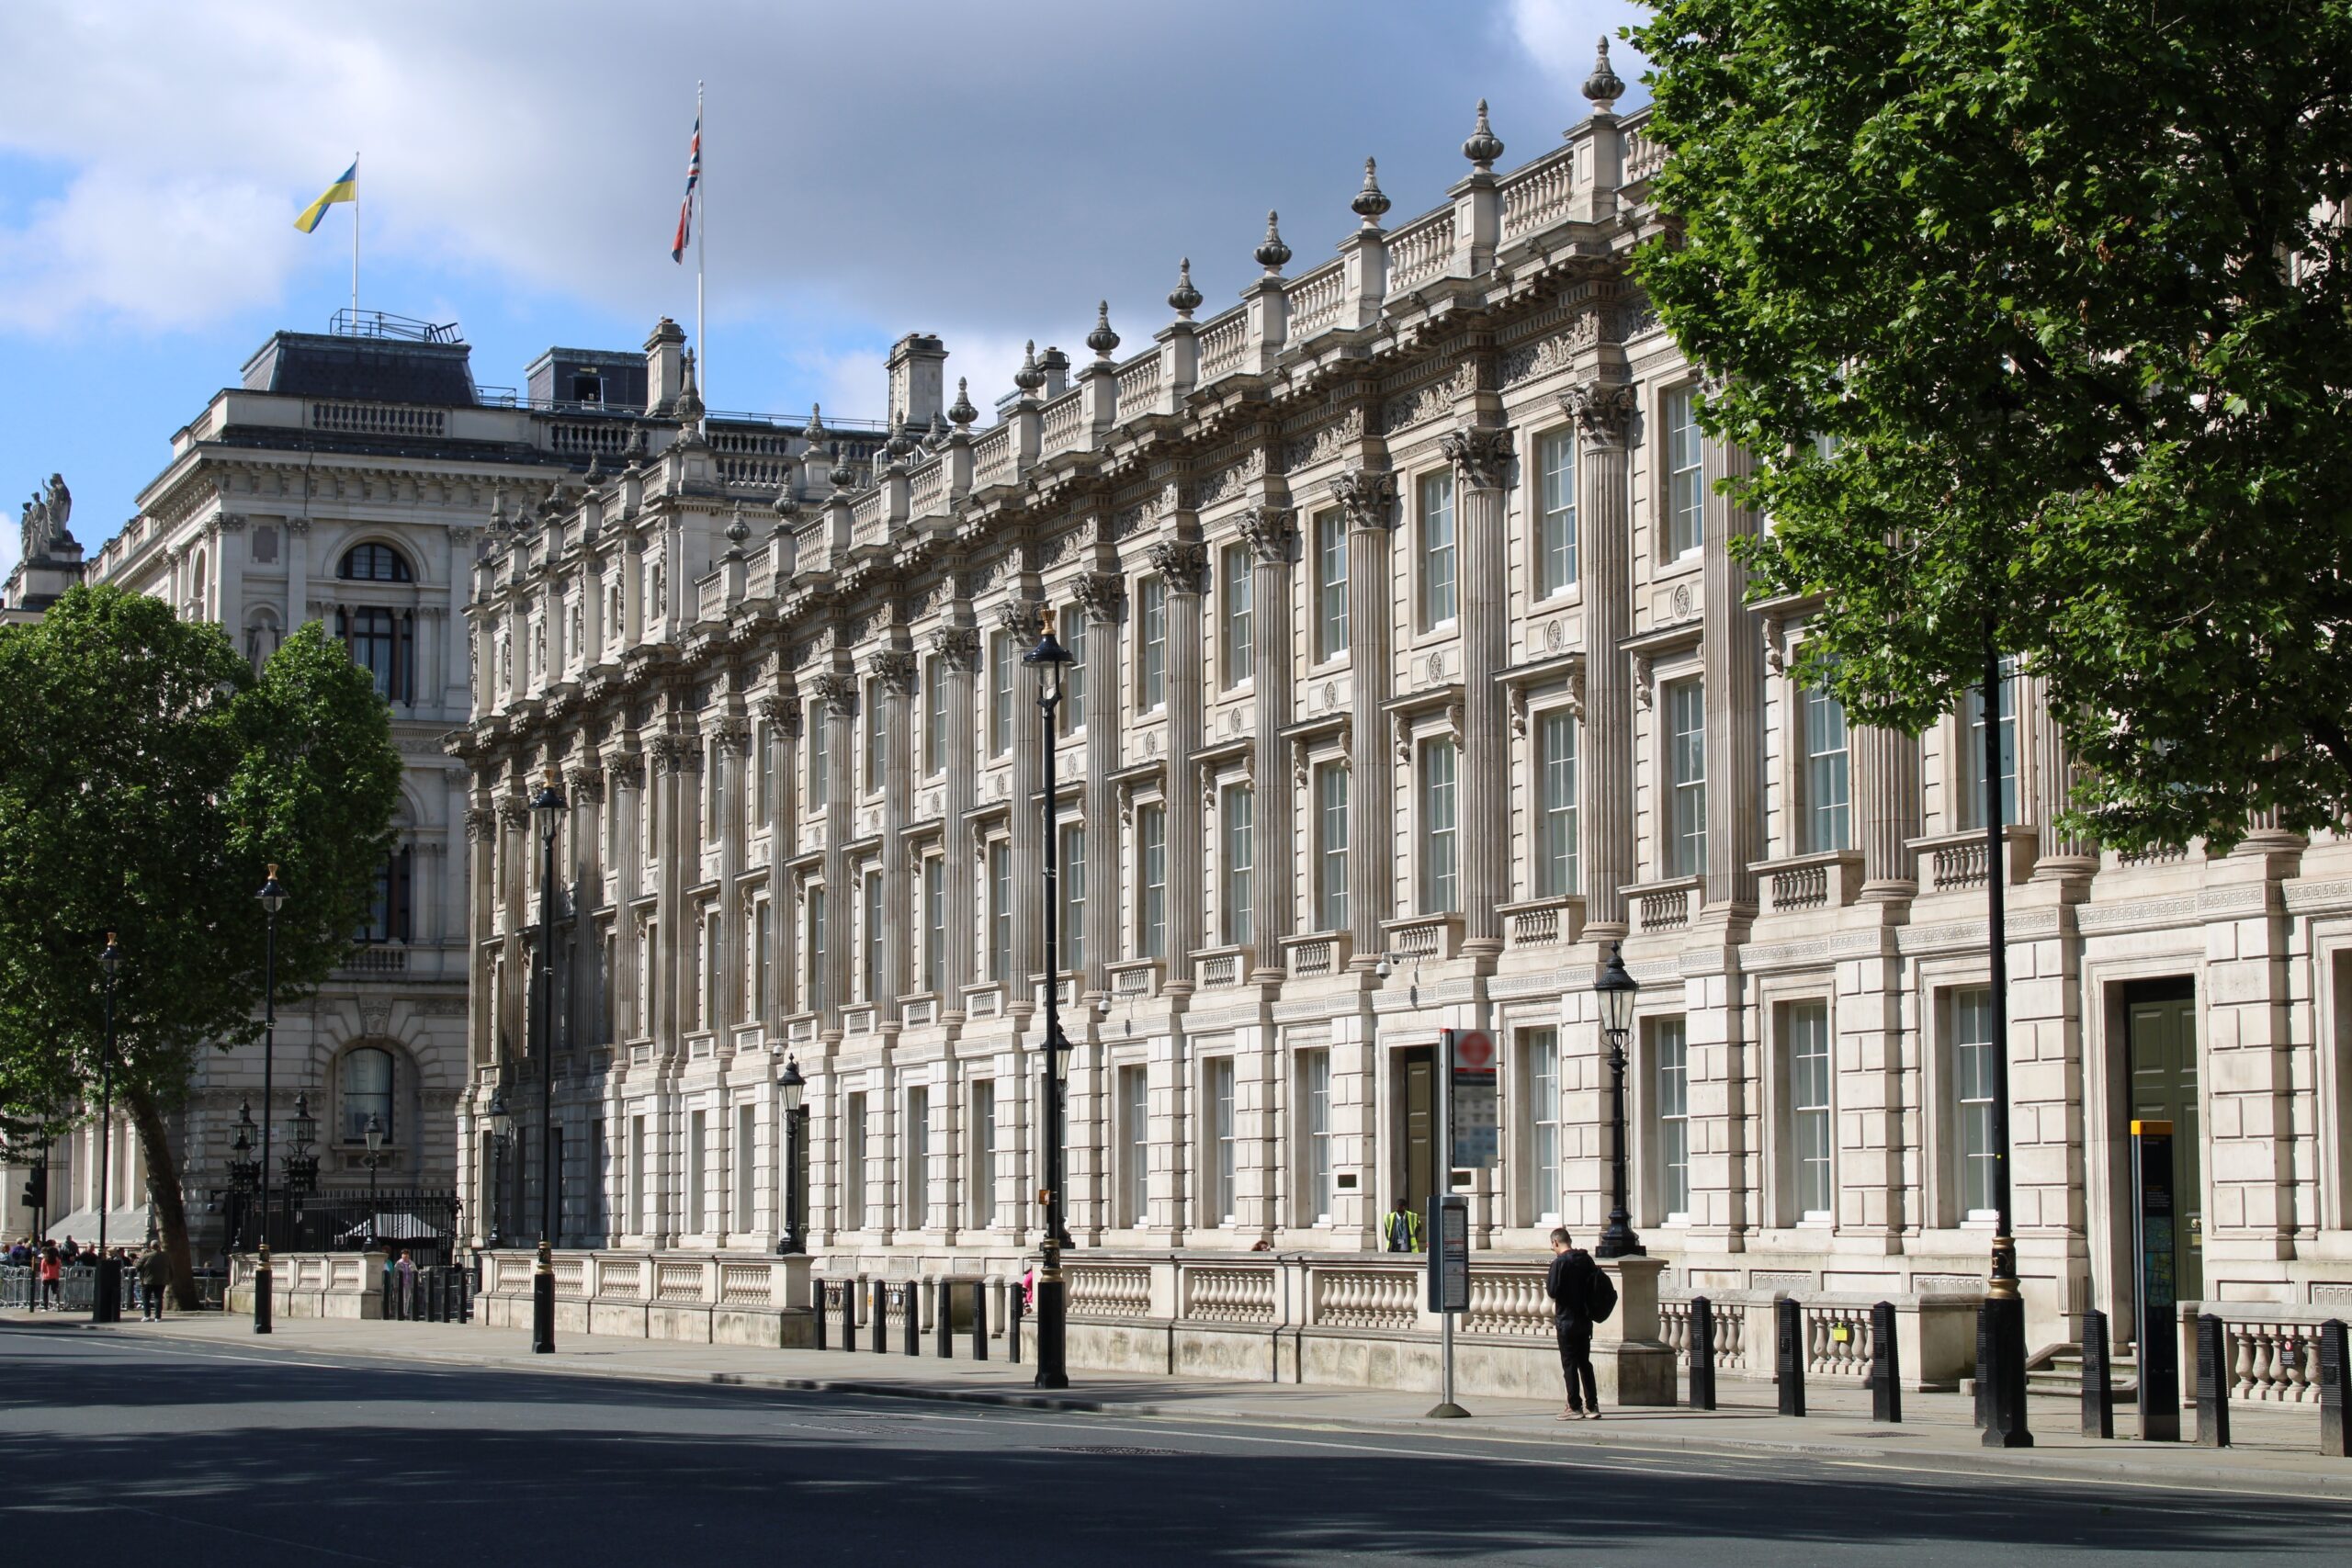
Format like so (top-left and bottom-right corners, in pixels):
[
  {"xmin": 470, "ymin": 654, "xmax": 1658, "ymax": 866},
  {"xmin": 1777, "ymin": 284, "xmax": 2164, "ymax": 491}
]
[
  {"xmin": 1445, "ymin": 1028, "xmax": 1498, "ymax": 1170},
  {"xmin": 1426, "ymin": 1193, "xmax": 1470, "ymax": 1314}
]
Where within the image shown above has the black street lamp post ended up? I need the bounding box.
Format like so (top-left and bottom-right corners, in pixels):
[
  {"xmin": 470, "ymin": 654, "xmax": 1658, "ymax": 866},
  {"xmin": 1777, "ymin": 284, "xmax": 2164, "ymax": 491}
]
[
  {"xmin": 777, "ymin": 1057, "xmax": 807, "ymax": 1256},
  {"xmin": 1977, "ymin": 635, "xmax": 2032, "ymax": 1449},
  {"xmin": 1592, "ymin": 942, "xmax": 1644, "ymax": 1260},
  {"xmin": 530, "ymin": 769, "xmax": 569, "ymax": 1356},
  {"xmin": 364, "ymin": 1113, "xmax": 386, "ymax": 1252},
  {"xmin": 1023, "ymin": 609, "xmax": 1074, "ymax": 1391},
  {"xmin": 254, "ymin": 865, "xmax": 286, "ymax": 1334},
  {"xmin": 92, "ymin": 934, "xmax": 123, "ymax": 1324}
]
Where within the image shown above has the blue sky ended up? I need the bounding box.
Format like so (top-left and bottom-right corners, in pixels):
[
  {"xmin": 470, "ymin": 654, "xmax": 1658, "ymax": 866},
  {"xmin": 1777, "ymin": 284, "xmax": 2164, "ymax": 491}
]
[{"xmin": 0, "ymin": 0, "xmax": 1647, "ymax": 579}]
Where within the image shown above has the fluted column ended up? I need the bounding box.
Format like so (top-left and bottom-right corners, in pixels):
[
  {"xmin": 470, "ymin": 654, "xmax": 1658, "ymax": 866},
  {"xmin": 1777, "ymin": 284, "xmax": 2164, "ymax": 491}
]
[
  {"xmin": 1148, "ymin": 539, "xmax": 1208, "ymax": 988},
  {"xmin": 1443, "ymin": 427, "xmax": 1514, "ymax": 955},
  {"xmin": 758, "ymin": 694, "xmax": 800, "ymax": 1034},
  {"xmin": 1702, "ymin": 428, "xmax": 1762, "ymax": 914},
  {"xmin": 813, "ymin": 671, "xmax": 857, "ymax": 1031},
  {"xmin": 873, "ymin": 648, "xmax": 918, "ymax": 1021},
  {"xmin": 1077, "ymin": 574, "xmax": 1125, "ymax": 998},
  {"xmin": 999, "ymin": 597, "xmax": 1045, "ymax": 1019},
  {"xmin": 1329, "ymin": 469, "xmax": 1396, "ymax": 966},
  {"xmin": 932, "ymin": 626, "xmax": 981, "ymax": 1016},
  {"xmin": 714, "ymin": 715, "xmax": 750, "ymax": 1044},
  {"xmin": 2027, "ymin": 674, "xmax": 2097, "ymax": 874},
  {"xmin": 1241, "ymin": 507, "xmax": 1297, "ymax": 980},
  {"xmin": 1561, "ymin": 383, "xmax": 1635, "ymax": 936},
  {"xmin": 1854, "ymin": 725, "xmax": 1920, "ymax": 900}
]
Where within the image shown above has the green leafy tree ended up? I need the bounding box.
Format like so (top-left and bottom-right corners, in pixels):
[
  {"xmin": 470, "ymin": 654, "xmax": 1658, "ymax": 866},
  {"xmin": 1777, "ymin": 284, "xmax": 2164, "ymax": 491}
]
[
  {"xmin": 1632, "ymin": 0, "xmax": 2352, "ymax": 850},
  {"xmin": 0, "ymin": 586, "xmax": 401, "ymax": 1303}
]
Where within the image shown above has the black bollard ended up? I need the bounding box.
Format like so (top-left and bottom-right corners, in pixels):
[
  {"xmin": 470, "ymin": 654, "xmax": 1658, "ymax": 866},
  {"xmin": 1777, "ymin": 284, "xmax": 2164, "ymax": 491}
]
[
  {"xmin": 937, "ymin": 1280, "xmax": 955, "ymax": 1358},
  {"xmin": 871, "ymin": 1282, "xmax": 889, "ymax": 1354},
  {"xmin": 1775, "ymin": 1299, "xmax": 1805, "ymax": 1417},
  {"xmin": 2319, "ymin": 1320, "xmax": 2348, "ymax": 1459},
  {"xmin": 1871, "ymin": 1301, "xmax": 1902, "ymax": 1424},
  {"xmin": 2081, "ymin": 1308, "xmax": 2114, "ymax": 1438},
  {"xmin": 813, "ymin": 1280, "xmax": 828, "ymax": 1350},
  {"xmin": 1010, "ymin": 1282, "xmax": 1023, "ymax": 1365},
  {"xmin": 903, "ymin": 1284, "xmax": 922, "ymax": 1357},
  {"xmin": 841, "ymin": 1280, "xmax": 858, "ymax": 1351},
  {"xmin": 1688, "ymin": 1296, "xmax": 1717, "ymax": 1411},
  {"xmin": 2195, "ymin": 1313, "xmax": 2232, "ymax": 1449},
  {"xmin": 973, "ymin": 1280, "xmax": 989, "ymax": 1362}
]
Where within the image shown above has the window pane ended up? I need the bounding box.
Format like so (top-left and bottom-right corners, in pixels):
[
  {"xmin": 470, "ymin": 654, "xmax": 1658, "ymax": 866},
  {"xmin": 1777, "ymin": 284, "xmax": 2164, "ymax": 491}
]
[
  {"xmin": 924, "ymin": 654, "xmax": 945, "ymax": 773},
  {"xmin": 1125, "ymin": 1066, "xmax": 1150, "ymax": 1225},
  {"xmin": 1527, "ymin": 1029, "xmax": 1561, "ymax": 1221},
  {"xmin": 1805, "ymin": 686, "xmax": 1851, "ymax": 852},
  {"xmin": 1222, "ymin": 545, "xmax": 1253, "ymax": 687},
  {"xmin": 1060, "ymin": 825, "xmax": 1086, "ymax": 971},
  {"xmin": 1315, "ymin": 510, "xmax": 1349, "ymax": 660},
  {"xmin": 1539, "ymin": 429, "xmax": 1577, "ymax": 596},
  {"xmin": 339, "ymin": 1048, "xmax": 393, "ymax": 1143},
  {"xmin": 1790, "ymin": 1001, "xmax": 1832, "ymax": 1218},
  {"xmin": 923, "ymin": 857, "xmax": 944, "ymax": 993},
  {"xmin": 989, "ymin": 842, "xmax": 1012, "ymax": 985},
  {"xmin": 1420, "ymin": 739, "xmax": 1457, "ymax": 912},
  {"xmin": 1653, "ymin": 1019, "xmax": 1690, "ymax": 1219},
  {"xmin": 1961, "ymin": 666, "xmax": 2018, "ymax": 829},
  {"xmin": 1954, "ymin": 987, "xmax": 1997, "ymax": 1215},
  {"xmin": 1538, "ymin": 710, "xmax": 1578, "ymax": 897},
  {"xmin": 1139, "ymin": 579, "xmax": 1167, "ymax": 709},
  {"xmin": 1667, "ymin": 389, "xmax": 1704, "ymax": 557},
  {"xmin": 1062, "ymin": 609, "xmax": 1087, "ymax": 734},
  {"xmin": 990, "ymin": 630, "xmax": 1014, "ymax": 756},
  {"xmin": 1222, "ymin": 786, "xmax": 1254, "ymax": 946},
  {"xmin": 1317, "ymin": 763, "xmax": 1350, "ymax": 931},
  {"xmin": 1306, "ymin": 1050, "xmax": 1332, "ymax": 1221},
  {"xmin": 1668, "ymin": 682, "xmax": 1708, "ymax": 877},
  {"xmin": 1139, "ymin": 806, "xmax": 1167, "ymax": 959},
  {"xmin": 1419, "ymin": 472, "xmax": 1456, "ymax": 626},
  {"xmin": 1212, "ymin": 1059, "xmax": 1237, "ymax": 1222}
]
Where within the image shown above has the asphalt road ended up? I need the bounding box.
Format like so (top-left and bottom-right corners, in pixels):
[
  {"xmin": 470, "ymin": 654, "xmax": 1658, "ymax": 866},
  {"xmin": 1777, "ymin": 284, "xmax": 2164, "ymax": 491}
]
[{"xmin": 3, "ymin": 1324, "xmax": 2346, "ymax": 1565}]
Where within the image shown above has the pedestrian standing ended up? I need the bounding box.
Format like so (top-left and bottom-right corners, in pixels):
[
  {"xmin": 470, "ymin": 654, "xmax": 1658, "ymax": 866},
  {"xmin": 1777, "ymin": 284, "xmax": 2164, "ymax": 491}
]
[
  {"xmin": 395, "ymin": 1249, "xmax": 418, "ymax": 1319},
  {"xmin": 136, "ymin": 1245, "xmax": 169, "ymax": 1321},
  {"xmin": 38, "ymin": 1242, "xmax": 62, "ymax": 1311},
  {"xmin": 1546, "ymin": 1227, "xmax": 1602, "ymax": 1420}
]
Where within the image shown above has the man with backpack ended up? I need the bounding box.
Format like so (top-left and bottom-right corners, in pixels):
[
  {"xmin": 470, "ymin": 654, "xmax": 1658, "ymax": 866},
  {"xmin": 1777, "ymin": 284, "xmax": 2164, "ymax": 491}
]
[{"xmin": 1545, "ymin": 1227, "xmax": 1615, "ymax": 1419}]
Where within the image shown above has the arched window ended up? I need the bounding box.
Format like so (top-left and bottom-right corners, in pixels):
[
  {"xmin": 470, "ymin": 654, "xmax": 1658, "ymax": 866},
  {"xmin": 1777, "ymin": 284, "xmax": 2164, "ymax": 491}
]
[
  {"xmin": 340, "ymin": 1046, "xmax": 394, "ymax": 1144},
  {"xmin": 338, "ymin": 543, "xmax": 413, "ymax": 582}
]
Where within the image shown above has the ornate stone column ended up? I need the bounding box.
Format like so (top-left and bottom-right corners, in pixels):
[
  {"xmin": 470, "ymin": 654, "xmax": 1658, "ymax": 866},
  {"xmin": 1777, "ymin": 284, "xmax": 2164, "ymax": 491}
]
[
  {"xmin": 999, "ymin": 596, "xmax": 1046, "ymax": 1020},
  {"xmin": 811, "ymin": 670, "xmax": 858, "ymax": 1031},
  {"xmin": 1561, "ymin": 382, "xmax": 1636, "ymax": 937},
  {"xmin": 931, "ymin": 625, "xmax": 982, "ymax": 1016},
  {"xmin": 1701, "ymin": 427, "xmax": 1762, "ymax": 914},
  {"xmin": 1854, "ymin": 726, "xmax": 1921, "ymax": 900},
  {"xmin": 1442, "ymin": 426, "xmax": 1514, "ymax": 956},
  {"xmin": 1076, "ymin": 573, "xmax": 1126, "ymax": 998},
  {"xmin": 758, "ymin": 693, "xmax": 800, "ymax": 1037},
  {"xmin": 1147, "ymin": 539, "xmax": 1208, "ymax": 988},
  {"xmin": 1329, "ymin": 468, "xmax": 1396, "ymax": 966},
  {"xmin": 2026, "ymin": 675, "xmax": 2097, "ymax": 875},
  {"xmin": 713, "ymin": 714, "xmax": 750, "ymax": 1043},
  {"xmin": 1240, "ymin": 506, "xmax": 1297, "ymax": 980},
  {"xmin": 872, "ymin": 647, "xmax": 919, "ymax": 1022}
]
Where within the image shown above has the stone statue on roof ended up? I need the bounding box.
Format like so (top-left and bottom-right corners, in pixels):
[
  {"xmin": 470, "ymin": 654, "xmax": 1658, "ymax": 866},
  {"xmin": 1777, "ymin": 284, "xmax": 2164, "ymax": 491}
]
[{"xmin": 18, "ymin": 474, "xmax": 72, "ymax": 563}]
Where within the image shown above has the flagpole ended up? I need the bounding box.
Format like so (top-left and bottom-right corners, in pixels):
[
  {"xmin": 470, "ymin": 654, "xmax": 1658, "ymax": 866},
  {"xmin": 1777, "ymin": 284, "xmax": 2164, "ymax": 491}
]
[
  {"xmin": 695, "ymin": 82, "xmax": 706, "ymax": 421},
  {"xmin": 350, "ymin": 152, "xmax": 360, "ymax": 323}
]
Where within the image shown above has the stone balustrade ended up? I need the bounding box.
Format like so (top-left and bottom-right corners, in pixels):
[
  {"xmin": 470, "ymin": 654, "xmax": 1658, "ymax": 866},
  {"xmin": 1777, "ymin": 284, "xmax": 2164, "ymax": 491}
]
[
  {"xmin": 2178, "ymin": 1301, "xmax": 2352, "ymax": 1405},
  {"xmin": 1657, "ymin": 1287, "xmax": 1981, "ymax": 1391},
  {"xmin": 472, "ymin": 1248, "xmax": 816, "ymax": 1348},
  {"xmin": 226, "ymin": 1251, "xmax": 393, "ymax": 1319}
]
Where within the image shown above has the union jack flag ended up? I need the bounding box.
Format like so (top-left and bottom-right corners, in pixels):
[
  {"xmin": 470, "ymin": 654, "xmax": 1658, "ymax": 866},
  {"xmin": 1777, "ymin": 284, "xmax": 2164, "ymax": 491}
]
[{"xmin": 670, "ymin": 107, "xmax": 701, "ymax": 263}]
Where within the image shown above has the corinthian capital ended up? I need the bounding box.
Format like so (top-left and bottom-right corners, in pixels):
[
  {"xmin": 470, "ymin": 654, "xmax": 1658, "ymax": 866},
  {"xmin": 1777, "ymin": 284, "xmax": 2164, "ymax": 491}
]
[
  {"xmin": 1440, "ymin": 425, "xmax": 1515, "ymax": 491},
  {"xmin": 1073, "ymin": 570, "xmax": 1127, "ymax": 624},
  {"xmin": 808, "ymin": 670, "xmax": 858, "ymax": 716},
  {"xmin": 1560, "ymin": 379, "xmax": 1638, "ymax": 448},
  {"xmin": 929, "ymin": 623, "xmax": 982, "ymax": 672},
  {"xmin": 1326, "ymin": 468, "xmax": 1397, "ymax": 532},
  {"xmin": 994, "ymin": 596, "xmax": 1045, "ymax": 643},
  {"xmin": 1236, "ymin": 504, "xmax": 1298, "ymax": 565},
  {"xmin": 1144, "ymin": 536, "xmax": 1207, "ymax": 595},
  {"xmin": 867, "ymin": 647, "xmax": 918, "ymax": 696}
]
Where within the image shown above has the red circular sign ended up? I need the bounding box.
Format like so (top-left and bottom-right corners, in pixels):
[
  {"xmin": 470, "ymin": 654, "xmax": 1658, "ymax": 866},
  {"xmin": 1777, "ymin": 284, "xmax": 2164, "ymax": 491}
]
[{"xmin": 1453, "ymin": 1031, "xmax": 1494, "ymax": 1070}]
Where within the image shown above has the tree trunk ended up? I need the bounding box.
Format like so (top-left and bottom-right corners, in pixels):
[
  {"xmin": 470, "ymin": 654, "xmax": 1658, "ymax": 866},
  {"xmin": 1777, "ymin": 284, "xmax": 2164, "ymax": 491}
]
[{"xmin": 125, "ymin": 1083, "xmax": 199, "ymax": 1311}]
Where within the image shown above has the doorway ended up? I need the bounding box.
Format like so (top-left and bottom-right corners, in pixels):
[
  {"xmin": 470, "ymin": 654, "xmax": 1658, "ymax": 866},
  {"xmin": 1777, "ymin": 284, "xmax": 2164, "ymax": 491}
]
[
  {"xmin": 1395, "ymin": 1046, "xmax": 1435, "ymax": 1213},
  {"xmin": 2122, "ymin": 977, "xmax": 2201, "ymax": 1309}
]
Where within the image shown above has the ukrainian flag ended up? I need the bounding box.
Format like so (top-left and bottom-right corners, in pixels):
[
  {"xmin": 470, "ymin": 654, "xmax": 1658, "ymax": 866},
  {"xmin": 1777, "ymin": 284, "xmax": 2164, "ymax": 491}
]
[{"xmin": 293, "ymin": 160, "xmax": 357, "ymax": 233}]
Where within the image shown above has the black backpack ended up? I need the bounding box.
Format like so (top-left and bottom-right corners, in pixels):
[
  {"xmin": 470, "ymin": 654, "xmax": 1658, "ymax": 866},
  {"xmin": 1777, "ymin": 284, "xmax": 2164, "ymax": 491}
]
[{"xmin": 1585, "ymin": 1264, "xmax": 1618, "ymax": 1324}]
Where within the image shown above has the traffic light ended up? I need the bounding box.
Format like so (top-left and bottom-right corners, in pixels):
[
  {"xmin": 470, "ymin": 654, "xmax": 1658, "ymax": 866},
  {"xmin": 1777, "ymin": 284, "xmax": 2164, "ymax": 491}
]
[{"xmin": 19, "ymin": 1162, "xmax": 45, "ymax": 1213}]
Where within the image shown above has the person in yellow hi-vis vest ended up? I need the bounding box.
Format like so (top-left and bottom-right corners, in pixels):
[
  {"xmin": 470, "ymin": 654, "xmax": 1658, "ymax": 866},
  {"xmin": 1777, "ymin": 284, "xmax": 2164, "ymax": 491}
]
[{"xmin": 1383, "ymin": 1197, "xmax": 1423, "ymax": 1253}]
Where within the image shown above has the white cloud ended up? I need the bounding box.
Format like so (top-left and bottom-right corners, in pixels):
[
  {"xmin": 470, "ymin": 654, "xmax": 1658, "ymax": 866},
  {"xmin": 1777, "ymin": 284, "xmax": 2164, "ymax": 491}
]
[
  {"xmin": 0, "ymin": 167, "xmax": 301, "ymax": 333},
  {"xmin": 1503, "ymin": 0, "xmax": 1648, "ymax": 106}
]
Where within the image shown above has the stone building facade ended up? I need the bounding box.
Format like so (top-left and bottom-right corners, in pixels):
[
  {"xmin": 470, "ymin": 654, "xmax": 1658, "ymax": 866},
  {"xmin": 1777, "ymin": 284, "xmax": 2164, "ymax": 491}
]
[
  {"xmin": 3, "ymin": 316, "xmax": 852, "ymax": 1258},
  {"xmin": 455, "ymin": 75, "xmax": 2352, "ymax": 1359}
]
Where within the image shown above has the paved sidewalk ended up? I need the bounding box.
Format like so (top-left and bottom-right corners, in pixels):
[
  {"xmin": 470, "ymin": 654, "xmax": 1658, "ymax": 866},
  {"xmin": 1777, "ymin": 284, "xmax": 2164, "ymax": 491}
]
[{"xmin": 66, "ymin": 1312, "xmax": 2352, "ymax": 1497}]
